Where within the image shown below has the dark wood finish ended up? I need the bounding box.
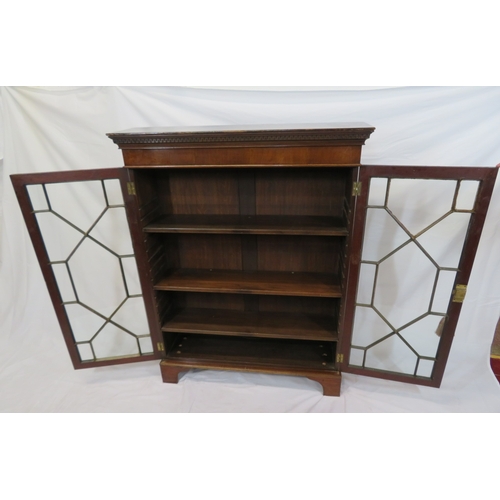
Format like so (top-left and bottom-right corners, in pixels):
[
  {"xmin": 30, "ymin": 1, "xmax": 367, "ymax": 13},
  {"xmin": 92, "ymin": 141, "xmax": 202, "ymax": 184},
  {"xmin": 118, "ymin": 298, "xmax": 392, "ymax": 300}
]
[
  {"xmin": 162, "ymin": 308, "xmax": 338, "ymax": 341},
  {"xmin": 108, "ymin": 124, "xmax": 374, "ymax": 170},
  {"xmin": 309, "ymin": 374, "xmax": 342, "ymax": 397},
  {"xmin": 121, "ymin": 146, "xmax": 363, "ymax": 168},
  {"xmin": 257, "ymin": 235, "xmax": 340, "ymax": 273},
  {"xmin": 167, "ymin": 169, "xmax": 239, "ymax": 214},
  {"xmin": 120, "ymin": 169, "xmax": 165, "ymax": 356},
  {"xmin": 159, "ymin": 359, "xmax": 342, "ymax": 396},
  {"xmin": 12, "ymin": 126, "xmax": 356, "ymax": 388},
  {"xmin": 139, "ymin": 162, "xmax": 348, "ymax": 334},
  {"xmin": 166, "ymin": 333, "xmax": 335, "ymax": 369},
  {"xmin": 108, "ymin": 123, "xmax": 374, "ymax": 168},
  {"xmin": 167, "ymin": 292, "xmax": 338, "ymax": 316},
  {"xmin": 356, "ymin": 165, "xmax": 498, "ymax": 181},
  {"xmin": 159, "ymin": 333, "xmax": 341, "ymax": 395},
  {"xmin": 143, "ymin": 167, "xmax": 348, "ymax": 217},
  {"xmin": 107, "ymin": 122, "xmax": 375, "ymax": 146},
  {"xmin": 144, "ymin": 214, "xmax": 348, "ymax": 236},
  {"xmin": 174, "ymin": 291, "xmax": 246, "ymax": 311},
  {"xmin": 237, "ymin": 170, "xmax": 257, "ymax": 316},
  {"xmin": 11, "ymin": 168, "xmax": 125, "ymax": 185},
  {"xmin": 154, "ymin": 269, "xmax": 341, "ymax": 297},
  {"xmin": 238, "ymin": 170, "xmax": 256, "ymax": 215},
  {"xmin": 157, "ymin": 232, "xmax": 341, "ymax": 275},
  {"xmin": 174, "ymin": 234, "xmax": 243, "ymax": 271},
  {"xmin": 255, "ymin": 168, "xmax": 348, "ymax": 217},
  {"xmin": 491, "ymin": 357, "xmax": 500, "ymax": 383},
  {"xmin": 336, "ymin": 167, "xmax": 358, "ymax": 369},
  {"xmin": 257, "ymin": 295, "xmax": 338, "ymax": 315},
  {"xmin": 160, "ymin": 364, "xmax": 185, "ymax": 384},
  {"xmin": 128, "ymin": 169, "xmax": 175, "ymax": 354}
]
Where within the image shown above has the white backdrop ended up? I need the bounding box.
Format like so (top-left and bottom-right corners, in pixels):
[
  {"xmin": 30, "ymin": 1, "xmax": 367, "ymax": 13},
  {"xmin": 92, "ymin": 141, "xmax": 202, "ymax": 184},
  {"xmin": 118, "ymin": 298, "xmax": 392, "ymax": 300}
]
[{"xmin": 1, "ymin": 86, "xmax": 500, "ymax": 412}]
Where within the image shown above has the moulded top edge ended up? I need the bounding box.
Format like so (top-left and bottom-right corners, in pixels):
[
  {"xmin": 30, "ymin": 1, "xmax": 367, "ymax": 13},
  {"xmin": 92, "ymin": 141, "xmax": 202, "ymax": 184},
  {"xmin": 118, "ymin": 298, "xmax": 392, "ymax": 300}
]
[
  {"xmin": 107, "ymin": 122, "xmax": 376, "ymax": 146},
  {"xmin": 108, "ymin": 122, "xmax": 374, "ymax": 135}
]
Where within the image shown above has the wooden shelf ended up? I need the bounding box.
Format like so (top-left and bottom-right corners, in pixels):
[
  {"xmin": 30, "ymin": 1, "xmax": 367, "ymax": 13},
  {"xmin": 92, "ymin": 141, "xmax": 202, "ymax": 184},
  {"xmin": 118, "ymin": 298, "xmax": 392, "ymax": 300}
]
[
  {"xmin": 164, "ymin": 333, "xmax": 336, "ymax": 371},
  {"xmin": 154, "ymin": 269, "xmax": 341, "ymax": 297},
  {"xmin": 144, "ymin": 215, "xmax": 348, "ymax": 236},
  {"xmin": 162, "ymin": 308, "xmax": 338, "ymax": 342}
]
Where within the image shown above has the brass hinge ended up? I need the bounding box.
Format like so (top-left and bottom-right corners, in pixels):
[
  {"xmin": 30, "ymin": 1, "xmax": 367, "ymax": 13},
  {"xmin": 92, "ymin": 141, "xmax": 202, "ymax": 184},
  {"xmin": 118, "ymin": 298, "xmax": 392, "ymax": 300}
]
[
  {"xmin": 336, "ymin": 353, "xmax": 344, "ymax": 364},
  {"xmin": 452, "ymin": 284, "xmax": 467, "ymax": 303},
  {"xmin": 127, "ymin": 182, "xmax": 136, "ymax": 196},
  {"xmin": 157, "ymin": 342, "xmax": 165, "ymax": 352},
  {"xmin": 352, "ymin": 182, "xmax": 362, "ymax": 196}
]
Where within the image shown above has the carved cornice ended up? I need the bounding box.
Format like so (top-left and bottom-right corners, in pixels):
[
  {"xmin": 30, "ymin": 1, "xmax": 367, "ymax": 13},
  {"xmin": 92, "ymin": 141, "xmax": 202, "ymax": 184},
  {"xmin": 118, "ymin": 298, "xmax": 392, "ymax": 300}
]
[{"xmin": 107, "ymin": 126, "xmax": 375, "ymax": 148}]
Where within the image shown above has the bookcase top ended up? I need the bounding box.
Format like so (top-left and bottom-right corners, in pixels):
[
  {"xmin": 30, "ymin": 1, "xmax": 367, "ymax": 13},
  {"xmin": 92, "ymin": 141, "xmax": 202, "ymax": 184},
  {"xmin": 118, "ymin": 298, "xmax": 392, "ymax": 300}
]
[{"xmin": 107, "ymin": 123, "xmax": 375, "ymax": 147}]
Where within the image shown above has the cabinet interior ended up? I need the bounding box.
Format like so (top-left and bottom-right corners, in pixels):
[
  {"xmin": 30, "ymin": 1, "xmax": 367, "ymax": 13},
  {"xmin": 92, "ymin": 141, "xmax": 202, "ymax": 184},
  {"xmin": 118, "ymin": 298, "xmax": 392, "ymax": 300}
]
[{"xmin": 133, "ymin": 167, "xmax": 353, "ymax": 371}]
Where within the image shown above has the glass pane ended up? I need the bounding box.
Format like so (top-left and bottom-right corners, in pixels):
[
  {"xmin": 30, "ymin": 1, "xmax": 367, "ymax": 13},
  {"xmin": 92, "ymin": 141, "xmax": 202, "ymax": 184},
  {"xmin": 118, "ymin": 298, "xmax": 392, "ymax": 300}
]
[
  {"xmin": 373, "ymin": 242, "xmax": 437, "ymax": 330},
  {"xmin": 121, "ymin": 256, "xmax": 142, "ymax": 296},
  {"xmin": 139, "ymin": 336, "xmax": 154, "ymax": 355},
  {"xmin": 367, "ymin": 178, "xmax": 388, "ymax": 206},
  {"xmin": 352, "ymin": 306, "xmax": 392, "ymax": 348},
  {"xmin": 361, "ymin": 208, "xmax": 410, "ymax": 263},
  {"xmin": 364, "ymin": 334, "xmax": 417, "ymax": 375},
  {"xmin": 112, "ymin": 297, "xmax": 149, "ymax": 336},
  {"xmin": 399, "ymin": 315, "xmax": 443, "ymax": 358},
  {"xmin": 92, "ymin": 323, "xmax": 139, "ymax": 359},
  {"xmin": 68, "ymin": 238, "xmax": 127, "ymax": 318},
  {"xmin": 27, "ymin": 184, "xmax": 49, "ymax": 211},
  {"xmin": 349, "ymin": 348, "xmax": 364, "ymax": 367},
  {"xmin": 52, "ymin": 263, "xmax": 76, "ymax": 302},
  {"xmin": 356, "ymin": 263, "xmax": 376, "ymax": 305},
  {"xmin": 431, "ymin": 270, "xmax": 457, "ymax": 314},
  {"xmin": 45, "ymin": 180, "xmax": 105, "ymax": 232},
  {"xmin": 416, "ymin": 359, "xmax": 435, "ymax": 378},
  {"xmin": 77, "ymin": 343, "xmax": 94, "ymax": 362},
  {"xmin": 387, "ymin": 179, "xmax": 456, "ymax": 235},
  {"xmin": 417, "ymin": 212, "xmax": 471, "ymax": 269},
  {"xmin": 350, "ymin": 176, "xmax": 473, "ymax": 379},
  {"xmin": 26, "ymin": 178, "xmax": 153, "ymax": 363},
  {"xmin": 455, "ymin": 180, "xmax": 479, "ymax": 211},
  {"xmin": 65, "ymin": 303, "xmax": 106, "ymax": 342},
  {"xmin": 35, "ymin": 212, "xmax": 83, "ymax": 262},
  {"xmin": 89, "ymin": 207, "xmax": 134, "ymax": 256},
  {"xmin": 103, "ymin": 179, "xmax": 124, "ymax": 206}
]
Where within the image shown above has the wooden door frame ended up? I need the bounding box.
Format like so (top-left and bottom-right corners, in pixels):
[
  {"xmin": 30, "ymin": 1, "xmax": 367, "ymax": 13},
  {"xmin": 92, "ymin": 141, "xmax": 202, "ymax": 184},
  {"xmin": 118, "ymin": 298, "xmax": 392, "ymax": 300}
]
[
  {"xmin": 11, "ymin": 168, "xmax": 163, "ymax": 369},
  {"xmin": 338, "ymin": 165, "xmax": 498, "ymax": 387}
]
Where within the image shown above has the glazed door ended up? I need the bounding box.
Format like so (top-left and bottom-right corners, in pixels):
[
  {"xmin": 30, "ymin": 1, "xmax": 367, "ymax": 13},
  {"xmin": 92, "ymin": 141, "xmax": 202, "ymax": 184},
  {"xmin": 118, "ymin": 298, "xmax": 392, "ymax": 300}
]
[
  {"xmin": 339, "ymin": 165, "xmax": 497, "ymax": 387},
  {"xmin": 11, "ymin": 168, "xmax": 163, "ymax": 368}
]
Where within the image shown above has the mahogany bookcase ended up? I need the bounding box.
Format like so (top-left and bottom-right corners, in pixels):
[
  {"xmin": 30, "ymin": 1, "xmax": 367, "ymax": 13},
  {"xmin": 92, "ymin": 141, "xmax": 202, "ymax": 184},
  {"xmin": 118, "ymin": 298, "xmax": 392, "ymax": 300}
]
[{"xmin": 11, "ymin": 124, "xmax": 498, "ymax": 396}]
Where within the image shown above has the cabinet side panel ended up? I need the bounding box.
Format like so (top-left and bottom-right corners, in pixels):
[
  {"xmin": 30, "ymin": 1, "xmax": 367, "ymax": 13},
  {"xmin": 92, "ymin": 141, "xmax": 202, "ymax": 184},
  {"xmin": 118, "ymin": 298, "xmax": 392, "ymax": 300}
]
[
  {"xmin": 127, "ymin": 169, "xmax": 172, "ymax": 356},
  {"xmin": 337, "ymin": 167, "xmax": 359, "ymax": 368}
]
